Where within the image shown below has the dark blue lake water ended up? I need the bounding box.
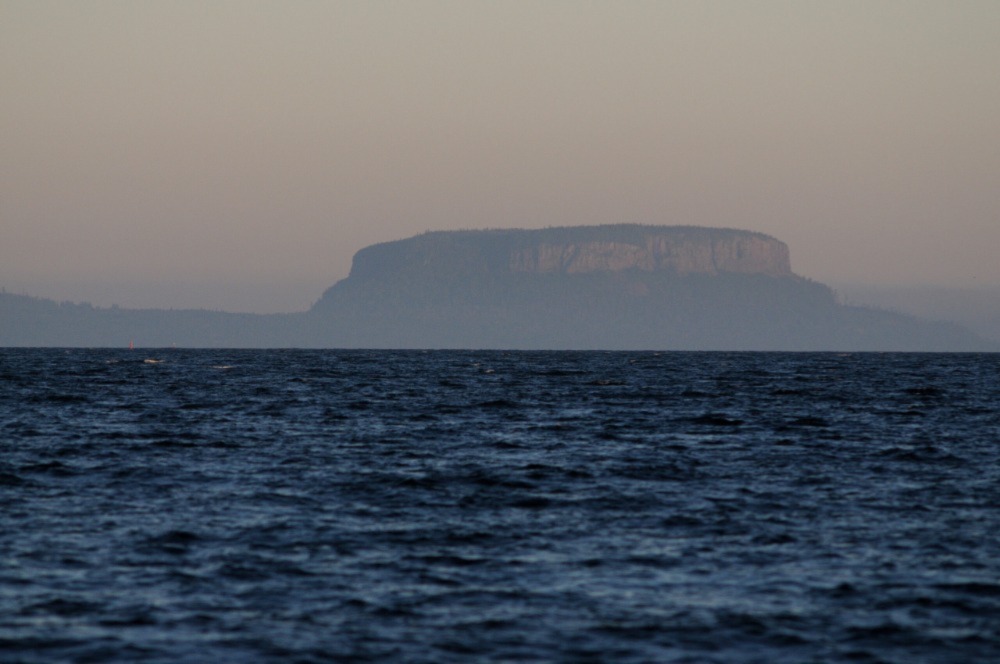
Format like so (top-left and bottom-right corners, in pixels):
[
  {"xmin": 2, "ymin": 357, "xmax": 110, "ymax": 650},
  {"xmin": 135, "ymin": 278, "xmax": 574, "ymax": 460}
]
[{"xmin": 1, "ymin": 349, "xmax": 999, "ymax": 663}]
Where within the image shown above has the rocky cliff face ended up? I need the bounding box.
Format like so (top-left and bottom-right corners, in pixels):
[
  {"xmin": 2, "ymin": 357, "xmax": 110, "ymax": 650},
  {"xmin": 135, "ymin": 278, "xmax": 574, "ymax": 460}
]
[
  {"xmin": 507, "ymin": 230, "xmax": 790, "ymax": 276},
  {"xmin": 349, "ymin": 225, "xmax": 792, "ymax": 281}
]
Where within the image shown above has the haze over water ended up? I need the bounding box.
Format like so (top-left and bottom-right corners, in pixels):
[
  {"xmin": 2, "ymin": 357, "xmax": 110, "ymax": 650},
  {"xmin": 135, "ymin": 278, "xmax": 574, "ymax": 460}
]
[{"xmin": 3, "ymin": 2, "xmax": 1000, "ymax": 313}]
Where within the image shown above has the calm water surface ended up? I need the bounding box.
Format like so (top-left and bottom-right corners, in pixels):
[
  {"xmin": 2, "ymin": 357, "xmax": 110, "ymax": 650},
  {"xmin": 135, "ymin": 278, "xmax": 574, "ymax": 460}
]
[{"xmin": 1, "ymin": 349, "xmax": 999, "ymax": 662}]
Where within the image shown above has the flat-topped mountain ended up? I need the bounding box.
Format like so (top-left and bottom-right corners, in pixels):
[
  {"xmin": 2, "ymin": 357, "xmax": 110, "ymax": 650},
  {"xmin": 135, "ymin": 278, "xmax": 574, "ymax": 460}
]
[
  {"xmin": 309, "ymin": 225, "xmax": 993, "ymax": 351},
  {"xmin": 2, "ymin": 225, "xmax": 996, "ymax": 350},
  {"xmin": 347, "ymin": 225, "xmax": 791, "ymax": 281}
]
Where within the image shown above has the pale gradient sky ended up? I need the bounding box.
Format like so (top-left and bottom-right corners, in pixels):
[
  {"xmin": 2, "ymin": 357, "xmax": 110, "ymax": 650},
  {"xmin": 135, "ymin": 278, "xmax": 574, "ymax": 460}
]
[{"xmin": 2, "ymin": 0, "xmax": 999, "ymax": 313}]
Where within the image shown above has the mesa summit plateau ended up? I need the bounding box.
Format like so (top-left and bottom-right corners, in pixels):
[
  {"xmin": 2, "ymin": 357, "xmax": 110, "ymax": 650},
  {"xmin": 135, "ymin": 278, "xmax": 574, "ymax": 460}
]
[{"xmin": 1, "ymin": 225, "xmax": 994, "ymax": 351}]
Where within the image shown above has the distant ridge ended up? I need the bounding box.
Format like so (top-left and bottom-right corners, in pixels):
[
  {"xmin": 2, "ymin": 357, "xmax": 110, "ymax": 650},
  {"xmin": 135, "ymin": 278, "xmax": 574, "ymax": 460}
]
[
  {"xmin": 2, "ymin": 225, "xmax": 997, "ymax": 350},
  {"xmin": 309, "ymin": 225, "xmax": 995, "ymax": 351}
]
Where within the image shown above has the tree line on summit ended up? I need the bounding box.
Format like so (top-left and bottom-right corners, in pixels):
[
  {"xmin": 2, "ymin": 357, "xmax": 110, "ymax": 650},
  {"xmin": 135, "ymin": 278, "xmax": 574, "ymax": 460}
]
[{"xmin": 1, "ymin": 225, "xmax": 995, "ymax": 351}]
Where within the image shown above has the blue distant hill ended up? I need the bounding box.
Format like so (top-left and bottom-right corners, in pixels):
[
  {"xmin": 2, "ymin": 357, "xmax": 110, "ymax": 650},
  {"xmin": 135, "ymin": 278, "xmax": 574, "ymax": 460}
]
[{"xmin": 2, "ymin": 226, "xmax": 996, "ymax": 350}]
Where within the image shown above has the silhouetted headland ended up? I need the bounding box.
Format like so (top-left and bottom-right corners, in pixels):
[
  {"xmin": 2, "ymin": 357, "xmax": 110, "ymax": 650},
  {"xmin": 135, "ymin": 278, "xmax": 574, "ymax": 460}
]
[{"xmin": 2, "ymin": 225, "xmax": 996, "ymax": 350}]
